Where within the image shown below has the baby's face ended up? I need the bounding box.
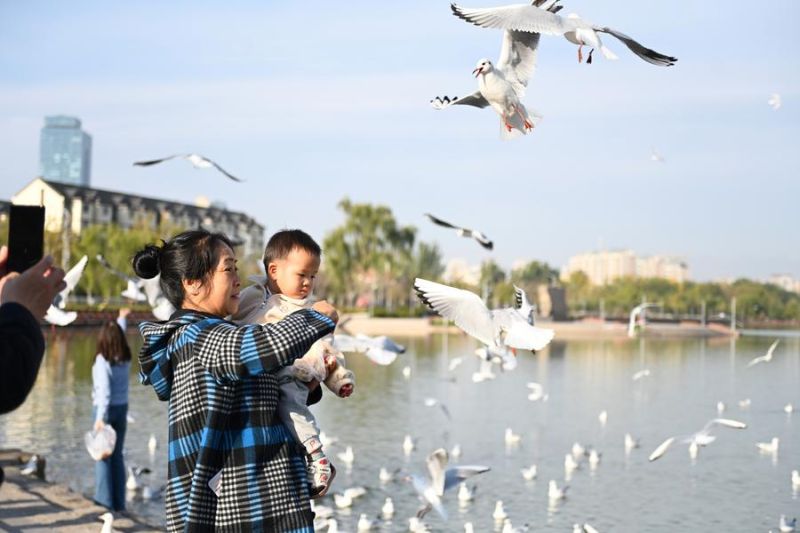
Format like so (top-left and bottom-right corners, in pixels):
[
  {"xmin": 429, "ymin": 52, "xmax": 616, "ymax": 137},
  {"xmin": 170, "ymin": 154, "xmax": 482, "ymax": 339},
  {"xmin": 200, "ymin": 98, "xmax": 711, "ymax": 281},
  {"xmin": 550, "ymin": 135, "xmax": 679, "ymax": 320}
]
[{"xmin": 268, "ymin": 248, "xmax": 320, "ymax": 299}]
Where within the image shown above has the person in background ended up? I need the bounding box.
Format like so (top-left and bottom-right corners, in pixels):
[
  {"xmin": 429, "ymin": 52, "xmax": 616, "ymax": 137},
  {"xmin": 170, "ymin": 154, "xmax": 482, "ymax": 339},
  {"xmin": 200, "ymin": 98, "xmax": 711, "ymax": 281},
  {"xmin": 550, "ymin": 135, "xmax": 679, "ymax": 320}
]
[
  {"xmin": 92, "ymin": 308, "xmax": 133, "ymax": 511},
  {"xmin": 0, "ymin": 245, "xmax": 66, "ymax": 415}
]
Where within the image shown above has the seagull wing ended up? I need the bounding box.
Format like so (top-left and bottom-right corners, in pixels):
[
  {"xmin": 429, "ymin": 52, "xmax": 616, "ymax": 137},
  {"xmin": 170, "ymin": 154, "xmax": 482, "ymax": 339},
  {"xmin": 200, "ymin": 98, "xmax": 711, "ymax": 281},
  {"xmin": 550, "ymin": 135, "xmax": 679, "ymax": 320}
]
[
  {"xmin": 431, "ymin": 92, "xmax": 490, "ymax": 109},
  {"xmin": 451, "ymin": 3, "xmax": 573, "ymax": 35},
  {"xmin": 364, "ymin": 347, "xmax": 399, "ymax": 366},
  {"xmin": 497, "ymin": 29, "xmax": 541, "ymax": 97},
  {"xmin": 648, "ymin": 436, "xmax": 675, "ymax": 462},
  {"xmin": 133, "ymin": 155, "xmax": 181, "ymax": 166},
  {"xmin": 54, "ymin": 255, "xmax": 88, "ymax": 308},
  {"xmin": 373, "ymin": 335, "xmax": 406, "ymax": 354},
  {"xmin": 209, "ymin": 159, "xmax": 244, "ymax": 182},
  {"xmin": 703, "ymin": 418, "xmax": 747, "ymax": 431},
  {"xmin": 595, "ymin": 27, "xmax": 677, "ymax": 66},
  {"xmin": 44, "ymin": 306, "xmax": 78, "ymax": 326},
  {"xmin": 513, "ymin": 285, "xmax": 534, "ymax": 323},
  {"xmin": 414, "ymin": 278, "xmax": 496, "ymax": 346},
  {"xmin": 426, "ymin": 448, "xmax": 449, "ymax": 496},
  {"xmin": 424, "ymin": 213, "xmax": 462, "ymax": 230},
  {"xmin": 497, "ymin": 310, "xmax": 554, "ymax": 350},
  {"xmin": 765, "ymin": 339, "xmax": 780, "ymax": 359},
  {"xmin": 471, "ymin": 231, "xmax": 494, "ymax": 250},
  {"xmin": 442, "ymin": 465, "xmax": 491, "ymax": 492}
]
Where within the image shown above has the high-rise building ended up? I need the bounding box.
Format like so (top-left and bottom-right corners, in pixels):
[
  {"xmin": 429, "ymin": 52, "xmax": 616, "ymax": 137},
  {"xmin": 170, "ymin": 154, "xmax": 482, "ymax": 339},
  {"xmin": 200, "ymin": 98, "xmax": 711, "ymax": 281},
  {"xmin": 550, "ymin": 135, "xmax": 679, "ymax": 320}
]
[{"xmin": 39, "ymin": 116, "xmax": 92, "ymax": 186}]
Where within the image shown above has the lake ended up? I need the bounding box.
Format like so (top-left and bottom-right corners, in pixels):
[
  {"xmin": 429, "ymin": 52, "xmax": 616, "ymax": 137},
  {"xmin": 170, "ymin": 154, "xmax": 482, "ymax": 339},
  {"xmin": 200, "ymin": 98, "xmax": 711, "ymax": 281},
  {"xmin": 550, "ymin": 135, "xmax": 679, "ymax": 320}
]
[{"xmin": 1, "ymin": 329, "xmax": 797, "ymax": 532}]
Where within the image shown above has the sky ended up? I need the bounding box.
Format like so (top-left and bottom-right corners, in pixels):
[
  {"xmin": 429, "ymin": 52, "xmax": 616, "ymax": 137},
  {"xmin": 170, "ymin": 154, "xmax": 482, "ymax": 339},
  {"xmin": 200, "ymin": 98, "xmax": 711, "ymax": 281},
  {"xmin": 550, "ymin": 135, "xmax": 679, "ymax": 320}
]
[{"xmin": 1, "ymin": 1, "xmax": 798, "ymax": 281}]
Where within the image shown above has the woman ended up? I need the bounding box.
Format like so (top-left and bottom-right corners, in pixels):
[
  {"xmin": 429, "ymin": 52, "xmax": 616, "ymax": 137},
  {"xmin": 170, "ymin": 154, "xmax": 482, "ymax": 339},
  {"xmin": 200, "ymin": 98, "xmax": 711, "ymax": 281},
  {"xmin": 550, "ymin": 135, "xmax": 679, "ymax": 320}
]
[
  {"xmin": 92, "ymin": 309, "xmax": 132, "ymax": 511},
  {"xmin": 133, "ymin": 230, "xmax": 337, "ymax": 532}
]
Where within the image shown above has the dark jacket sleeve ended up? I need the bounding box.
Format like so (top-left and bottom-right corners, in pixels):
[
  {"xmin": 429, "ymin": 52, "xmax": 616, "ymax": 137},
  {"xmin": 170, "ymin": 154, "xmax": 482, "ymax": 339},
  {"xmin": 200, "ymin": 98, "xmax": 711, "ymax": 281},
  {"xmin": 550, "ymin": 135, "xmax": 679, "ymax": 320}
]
[{"xmin": 0, "ymin": 302, "xmax": 45, "ymax": 414}]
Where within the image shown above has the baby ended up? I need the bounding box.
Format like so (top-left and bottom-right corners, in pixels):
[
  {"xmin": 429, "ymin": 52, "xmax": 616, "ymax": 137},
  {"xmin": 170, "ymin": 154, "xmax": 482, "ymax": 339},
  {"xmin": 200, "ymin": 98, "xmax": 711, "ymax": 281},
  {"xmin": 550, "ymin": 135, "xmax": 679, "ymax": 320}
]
[{"xmin": 232, "ymin": 229, "xmax": 354, "ymax": 497}]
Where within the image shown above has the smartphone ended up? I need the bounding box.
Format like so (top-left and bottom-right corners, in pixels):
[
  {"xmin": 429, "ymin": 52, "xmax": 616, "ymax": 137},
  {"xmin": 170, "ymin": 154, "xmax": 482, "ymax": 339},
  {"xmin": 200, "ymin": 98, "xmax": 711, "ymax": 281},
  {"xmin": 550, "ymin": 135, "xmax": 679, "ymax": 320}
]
[{"xmin": 7, "ymin": 205, "xmax": 45, "ymax": 273}]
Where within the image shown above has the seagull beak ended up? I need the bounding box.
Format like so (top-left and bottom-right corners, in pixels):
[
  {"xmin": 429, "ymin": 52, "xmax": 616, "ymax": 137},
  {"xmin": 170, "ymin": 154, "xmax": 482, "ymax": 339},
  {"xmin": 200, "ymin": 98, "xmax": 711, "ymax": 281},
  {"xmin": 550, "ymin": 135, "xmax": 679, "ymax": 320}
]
[{"xmin": 473, "ymin": 67, "xmax": 482, "ymax": 77}]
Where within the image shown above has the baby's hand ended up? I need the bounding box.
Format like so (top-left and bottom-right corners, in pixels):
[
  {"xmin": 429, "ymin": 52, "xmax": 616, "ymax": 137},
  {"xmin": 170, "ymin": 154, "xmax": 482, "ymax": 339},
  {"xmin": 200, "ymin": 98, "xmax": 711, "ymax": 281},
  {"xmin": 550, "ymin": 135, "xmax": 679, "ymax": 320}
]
[{"xmin": 338, "ymin": 383, "xmax": 353, "ymax": 398}]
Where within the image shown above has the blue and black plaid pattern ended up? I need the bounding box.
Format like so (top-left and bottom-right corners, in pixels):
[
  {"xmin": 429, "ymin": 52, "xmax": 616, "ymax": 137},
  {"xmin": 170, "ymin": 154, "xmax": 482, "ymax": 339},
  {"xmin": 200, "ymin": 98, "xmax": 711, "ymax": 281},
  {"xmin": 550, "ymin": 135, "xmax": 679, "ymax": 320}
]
[{"xmin": 138, "ymin": 309, "xmax": 335, "ymax": 532}]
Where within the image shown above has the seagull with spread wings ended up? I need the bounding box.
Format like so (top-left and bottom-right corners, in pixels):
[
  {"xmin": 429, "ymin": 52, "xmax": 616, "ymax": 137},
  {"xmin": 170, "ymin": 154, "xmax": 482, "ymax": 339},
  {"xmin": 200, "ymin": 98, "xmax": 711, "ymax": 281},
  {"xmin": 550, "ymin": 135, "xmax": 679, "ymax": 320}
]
[
  {"xmin": 133, "ymin": 154, "xmax": 243, "ymax": 182},
  {"xmin": 431, "ymin": 0, "xmax": 560, "ymax": 138},
  {"xmin": 44, "ymin": 255, "xmax": 88, "ymax": 326},
  {"xmin": 746, "ymin": 339, "xmax": 780, "ymax": 367},
  {"xmin": 424, "ymin": 213, "xmax": 493, "ymax": 250},
  {"xmin": 410, "ymin": 448, "xmax": 490, "ymax": 520},
  {"xmin": 414, "ymin": 278, "xmax": 555, "ymax": 353},
  {"xmin": 648, "ymin": 418, "xmax": 747, "ymax": 462},
  {"xmin": 451, "ymin": 1, "xmax": 677, "ymax": 66}
]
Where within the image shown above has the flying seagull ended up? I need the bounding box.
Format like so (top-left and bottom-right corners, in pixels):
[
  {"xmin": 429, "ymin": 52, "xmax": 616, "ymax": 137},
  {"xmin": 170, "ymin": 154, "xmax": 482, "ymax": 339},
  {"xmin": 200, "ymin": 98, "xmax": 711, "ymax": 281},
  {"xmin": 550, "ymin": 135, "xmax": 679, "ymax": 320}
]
[
  {"xmin": 332, "ymin": 333, "xmax": 405, "ymax": 365},
  {"xmin": 627, "ymin": 302, "xmax": 659, "ymax": 338},
  {"xmin": 648, "ymin": 418, "xmax": 747, "ymax": 462},
  {"xmin": 415, "ymin": 278, "xmax": 555, "ymax": 352},
  {"xmin": 424, "ymin": 213, "xmax": 493, "ymax": 250},
  {"xmin": 431, "ymin": 0, "xmax": 561, "ymax": 138},
  {"xmin": 133, "ymin": 154, "xmax": 243, "ymax": 182},
  {"xmin": 768, "ymin": 93, "xmax": 782, "ymax": 111},
  {"xmin": 451, "ymin": 2, "xmax": 677, "ymax": 66},
  {"xmin": 410, "ymin": 448, "xmax": 490, "ymax": 520},
  {"xmin": 44, "ymin": 255, "xmax": 88, "ymax": 326},
  {"xmin": 746, "ymin": 339, "xmax": 780, "ymax": 367}
]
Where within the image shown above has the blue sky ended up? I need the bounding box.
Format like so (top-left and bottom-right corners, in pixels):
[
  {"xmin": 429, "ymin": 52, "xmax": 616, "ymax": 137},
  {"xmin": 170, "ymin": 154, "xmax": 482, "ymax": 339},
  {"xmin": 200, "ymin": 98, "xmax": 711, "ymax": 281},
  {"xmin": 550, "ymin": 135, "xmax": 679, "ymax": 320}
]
[{"xmin": 1, "ymin": 1, "xmax": 798, "ymax": 281}]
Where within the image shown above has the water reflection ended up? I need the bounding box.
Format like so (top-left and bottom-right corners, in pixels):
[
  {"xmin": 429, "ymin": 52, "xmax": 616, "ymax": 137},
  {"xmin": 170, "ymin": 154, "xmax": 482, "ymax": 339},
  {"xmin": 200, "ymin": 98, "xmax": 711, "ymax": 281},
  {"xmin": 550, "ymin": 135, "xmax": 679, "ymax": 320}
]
[{"xmin": 0, "ymin": 331, "xmax": 798, "ymax": 531}]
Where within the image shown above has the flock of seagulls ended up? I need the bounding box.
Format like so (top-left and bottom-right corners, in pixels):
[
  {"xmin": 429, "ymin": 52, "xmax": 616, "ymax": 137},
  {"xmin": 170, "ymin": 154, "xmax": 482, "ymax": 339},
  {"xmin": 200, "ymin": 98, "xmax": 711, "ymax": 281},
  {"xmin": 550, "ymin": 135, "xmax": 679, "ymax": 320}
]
[{"xmin": 432, "ymin": 0, "xmax": 677, "ymax": 138}]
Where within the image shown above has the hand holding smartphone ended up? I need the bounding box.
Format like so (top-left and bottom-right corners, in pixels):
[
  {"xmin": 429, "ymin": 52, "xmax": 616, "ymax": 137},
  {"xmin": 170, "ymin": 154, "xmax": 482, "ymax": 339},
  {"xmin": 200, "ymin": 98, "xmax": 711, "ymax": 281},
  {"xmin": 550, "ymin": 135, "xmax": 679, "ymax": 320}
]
[{"xmin": 7, "ymin": 205, "xmax": 45, "ymax": 273}]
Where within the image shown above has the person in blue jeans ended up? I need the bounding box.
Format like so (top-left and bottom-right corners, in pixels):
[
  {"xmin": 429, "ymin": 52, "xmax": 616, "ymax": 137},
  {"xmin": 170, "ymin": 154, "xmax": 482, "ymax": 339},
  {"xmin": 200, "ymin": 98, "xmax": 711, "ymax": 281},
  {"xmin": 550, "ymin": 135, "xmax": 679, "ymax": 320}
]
[{"xmin": 92, "ymin": 308, "xmax": 132, "ymax": 511}]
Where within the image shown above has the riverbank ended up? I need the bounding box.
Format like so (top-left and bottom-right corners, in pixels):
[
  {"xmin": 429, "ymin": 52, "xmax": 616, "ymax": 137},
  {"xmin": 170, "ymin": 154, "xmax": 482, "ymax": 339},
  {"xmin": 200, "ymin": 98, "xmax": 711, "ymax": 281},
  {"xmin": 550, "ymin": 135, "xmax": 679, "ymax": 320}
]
[
  {"xmin": 0, "ymin": 449, "xmax": 160, "ymax": 532},
  {"xmin": 337, "ymin": 314, "xmax": 735, "ymax": 338}
]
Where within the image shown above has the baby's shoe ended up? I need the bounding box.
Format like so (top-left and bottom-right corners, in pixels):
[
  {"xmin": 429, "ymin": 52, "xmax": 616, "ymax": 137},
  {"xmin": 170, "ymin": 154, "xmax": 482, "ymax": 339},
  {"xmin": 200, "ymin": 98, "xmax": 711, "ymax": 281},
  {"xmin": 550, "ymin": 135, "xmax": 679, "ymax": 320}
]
[{"xmin": 307, "ymin": 455, "xmax": 336, "ymax": 498}]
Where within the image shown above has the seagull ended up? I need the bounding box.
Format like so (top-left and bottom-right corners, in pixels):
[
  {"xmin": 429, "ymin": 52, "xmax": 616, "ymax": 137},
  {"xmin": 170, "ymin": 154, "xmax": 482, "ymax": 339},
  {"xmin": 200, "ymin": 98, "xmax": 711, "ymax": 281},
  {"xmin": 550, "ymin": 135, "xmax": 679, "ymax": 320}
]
[
  {"xmin": 624, "ymin": 433, "xmax": 640, "ymax": 454},
  {"xmin": 548, "ymin": 480, "xmax": 568, "ymax": 501},
  {"xmin": 650, "ymin": 147, "xmax": 665, "ymax": 163},
  {"xmin": 768, "ymin": 93, "xmax": 782, "ymax": 111},
  {"xmin": 382, "ymin": 497, "xmax": 395, "ymax": 518},
  {"xmin": 410, "ymin": 448, "xmax": 490, "ymax": 520},
  {"xmin": 403, "ymin": 435, "xmax": 417, "ymax": 455},
  {"xmin": 97, "ymin": 254, "xmax": 175, "ymax": 321},
  {"xmin": 448, "ymin": 357, "xmax": 464, "ymax": 371},
  {"xmin": 521, "ymin": 464, "xmax": 538, "ymax": 481},
  {"xmin": 747, "ymin": 339, "xmax": 780, "ymax": 367},
  {"xmin": 502, "ymin": 518, "xmax": 526, "ymax": 533},
  {"xmin": 505, "ymin": 428, "xmax": 522, "ymax": 446},
  {"xmin": 458, "ymin": 482, "xmax": 476, "ymax": 503},
  {"xmin": 337, "ymin": 446, "xmax": 355, "ymax": 467},
  {"xmin": 133, "ymin": 153, "xmax": 243, "ymax": 182},
  {"xmin": 432, "ymin": 0, "xmax": 562, "ymax": 139},
  {"xmin": 792, "ymin": 469, "xmax": 800, "ymax": 490},
  {"xmin": 379, "ymin": 466, "xmax": 400, "ymax": 483},
  {"xmin": 492, "ymin": 500, "xmax": 508, "ymax": 521},
  {"xmin": 148, "ymin": 434, "xmax": 158, "ymax": 456},
  {"xmin": 716, "ymin": 401, "xmax": 726, "ymax": 414},
  {"xmin": 648, "ymin": 418, "xmax": 747, "ymax": 462},
  {"xmin": 780, "ymin": 515, "xmax": 796, "ymax": 533},
  {"xmin": 526, "ymin": 381, "xmax": 547, "ymax": 402},
  {"xmin": 402, "ymin": 366, "xmax": 412, "ymax": 379},
  {"xmin": 598, "ymin": 410, "xmax": 608, "ymax": 427},
  {"xmin": 424, "ymin": 213, "xmax": 494, "ymax": 250},
  {"xmin": 333, "ymin": 486, "xmax": 367, "ymax": 508},
  {"xmin": 44, "ymin": 255, "xmax": 88, "ymax": 326},
  {"xmin": 571, "ymin": 442, "xmax": 586, "ymax": 459},
  {"xmin": 320, "ymin": 431, "xmax": 339, "ymax": 448},
  {"xmin": 756, "ymin": 437, "xmax": 779, "ymax": 454},
  {"xmin": 451, "ymin": 444, "xmax": 462, "ymax": 459},
  {"xmin": 99, "ymin": 512, "xmax": 115, "ymax": 533},
  {"xmin": 564, "ymin": 454, "xmax": 580, "ymax": 477},
  {"xmin": 464, "ymin": 523, "xmax": 475, "ymax": 533},
  {"xmin": 357, "ymin": 514, "xmax": 376, "ymax": 532},
  {"xmin": 451, "ymin": 2, "xmax": 677, "ymax": 66},
  {"xmin": 588, "ymin": 449, "xmax": 601, "ymax": 470},
  {"xmin": 786, "ymin": 403, "xmax": 794, "ymax": 414},
  {"xmin": 738, "ymin": 398, "xmax": 751, "ymax": 409},
  {"xmin": 409, "ymin": 517, "xmax": 431, "ymax": 533},
  {"xmin": 627, "ymin": 303, "xmax": 659, "ymax": 338},
  {"xmin": 631, "ymin": 369, "xmax": 651, "ymax": 381},
  {"xmin": 20, "ymin": 454, "xmax": 46, "ymax": 480},
  {"xmin": 125, "ymin": 466, "xmax": 151, "ymax": 491},
  {"xmin": 424, "ymin": 397, "xmax": 452, "ymax": 420},
  {"xmin": 414, "ymin": 278, "xmax": 555, "ymax": 355},
  {"xmin": 332, "ymin": 333, "xmax": 405, "ymax": 365}
]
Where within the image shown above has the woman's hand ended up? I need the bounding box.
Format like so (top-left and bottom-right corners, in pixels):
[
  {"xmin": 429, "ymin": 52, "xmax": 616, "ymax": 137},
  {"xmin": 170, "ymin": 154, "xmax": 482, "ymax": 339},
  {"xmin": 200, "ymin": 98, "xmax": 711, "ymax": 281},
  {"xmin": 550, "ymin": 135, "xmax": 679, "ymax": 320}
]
[
  {"xmin": 312, "ymin": 300, "xmax": 339, "ymax": 325},
  {"xmin": 94, "ymin": 419, "xmax": 105, "ymax": 432}
]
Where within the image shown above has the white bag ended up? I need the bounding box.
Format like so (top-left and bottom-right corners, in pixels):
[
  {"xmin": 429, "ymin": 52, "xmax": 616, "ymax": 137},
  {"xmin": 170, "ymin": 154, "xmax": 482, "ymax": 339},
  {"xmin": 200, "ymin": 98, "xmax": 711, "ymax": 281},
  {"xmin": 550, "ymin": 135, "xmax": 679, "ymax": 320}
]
[{"xmin": 85, "ymin": 425, "xmax": 117, "ymax": 461}]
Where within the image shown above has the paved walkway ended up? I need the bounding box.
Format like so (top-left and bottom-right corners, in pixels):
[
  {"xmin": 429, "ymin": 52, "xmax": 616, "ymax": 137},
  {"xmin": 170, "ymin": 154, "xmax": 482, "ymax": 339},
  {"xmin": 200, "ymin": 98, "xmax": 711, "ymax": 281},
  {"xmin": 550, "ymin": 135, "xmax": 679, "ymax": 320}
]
[{"xmin": 0, "ymin": 450, "xmax": 161, "ymax": 532}]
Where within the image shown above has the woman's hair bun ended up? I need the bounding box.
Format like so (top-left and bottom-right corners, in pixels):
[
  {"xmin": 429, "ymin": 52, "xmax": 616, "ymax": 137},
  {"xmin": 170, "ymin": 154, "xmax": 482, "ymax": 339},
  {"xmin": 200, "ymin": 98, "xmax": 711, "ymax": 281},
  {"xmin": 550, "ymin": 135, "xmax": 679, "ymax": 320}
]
[{"xmin": 132, "ymin": 243, "xmax": 162, "ymax": 279}]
